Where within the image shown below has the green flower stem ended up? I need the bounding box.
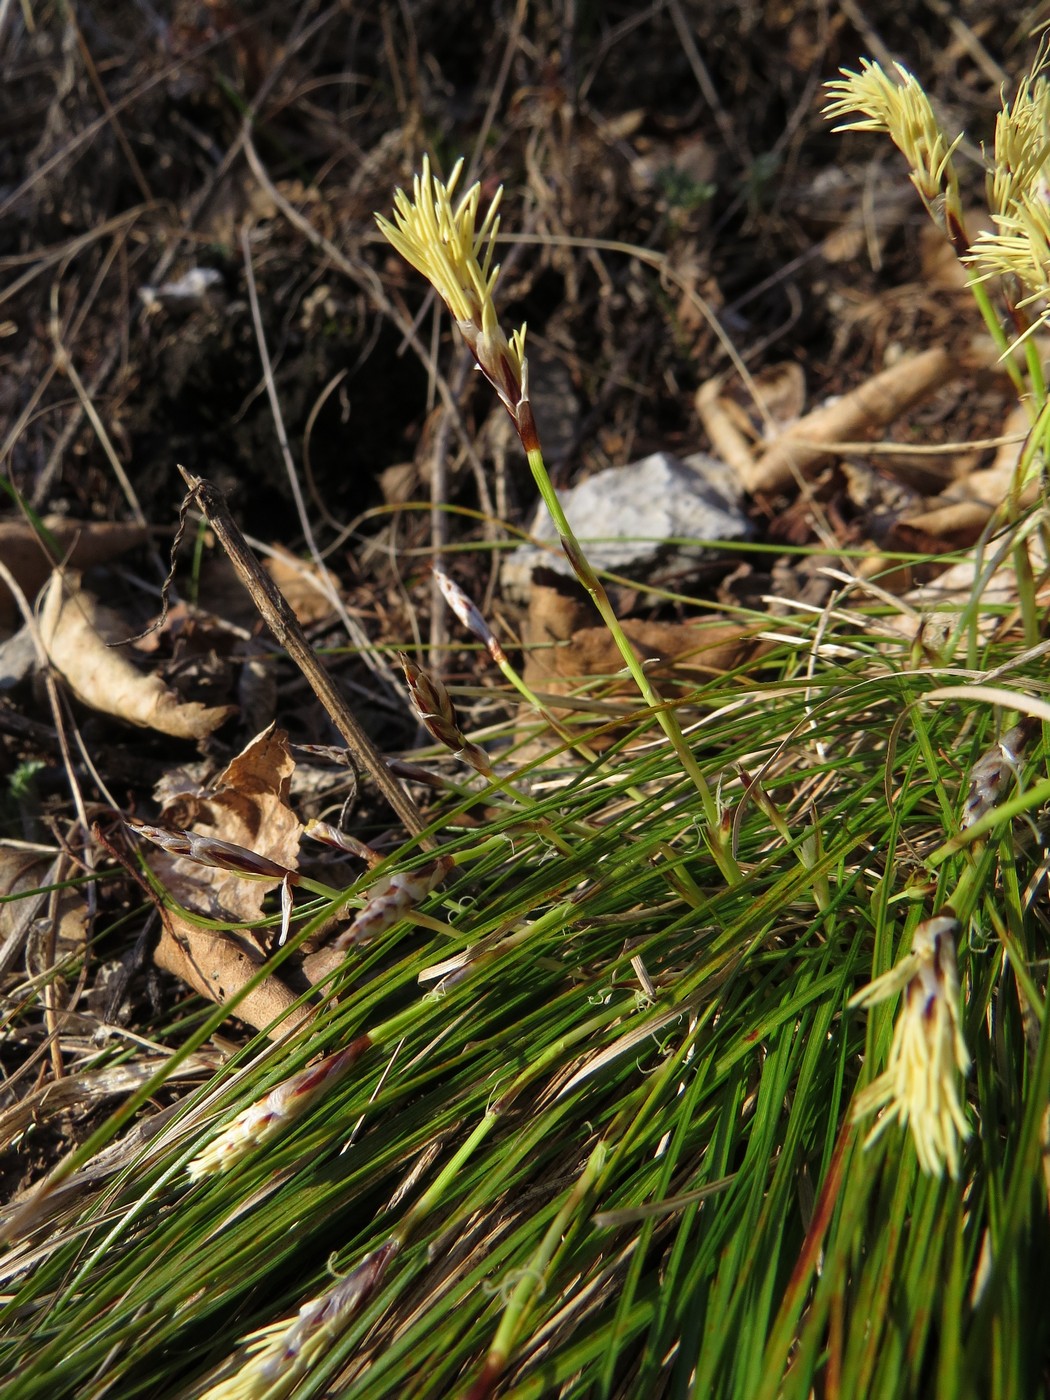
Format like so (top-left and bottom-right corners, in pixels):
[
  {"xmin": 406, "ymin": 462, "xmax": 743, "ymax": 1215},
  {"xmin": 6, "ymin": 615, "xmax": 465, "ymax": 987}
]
[
  {"xmin": 483, "ymin": 1138, "xmax": 609, "ymax": 1381},
  {"xmin": 1012, "ymin": 541, "xmax": 1040, "ymax": 648},
  {"xmin": 1007, "ymin": 397, "xmax": 1050, "ymax": 515},
  {"xmin": 472, "ymin": 595, "xmax": 683, "ymax": 839},
  {"xmin": 523, "ymin": 443, "xmax": 740, "ymax": 886},
  {"xmin": 1021, "ymin": 333, "xmax": 1046, "ymax": 409},
  {"xmin": 998, "ymin": 398, "xmax": 1050, "ymax": 651},
  {"xmin": 968, "ymin": 279, "xmax": 1028, "ymax": 404},
  {"xmin": 400, "ymin": 1109, "xmax": 500, "ymax": 1238},
  {"xmin": 484, "ymin": 646, "xmax": 608, "ymax": 772},
  {"xmin": 472, "ymin": 766, "xmax": 575, "ymax": 856}
]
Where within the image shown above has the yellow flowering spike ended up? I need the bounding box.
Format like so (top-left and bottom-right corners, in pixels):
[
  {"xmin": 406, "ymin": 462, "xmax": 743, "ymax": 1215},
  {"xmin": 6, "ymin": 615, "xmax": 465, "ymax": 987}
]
[
  {"xmin": 987, "ymin": 75, "xmax": 1050, "ymax": 220},
  {"xmin": 197, "ymin": 1243, "xmax": 398, "ymax": 1400},
  {"xmin": 376, "ymin": 155, "xmax": 528, "ymax": 424},
  {"xmin": 967, "ymin": 187, "xmax": 1050, "ymax": 320},
  {"xmin": 186, "ymin": 1042, "xmax": 368, "ymax": 1180},
  {"xmin": 850, "ymin": 914, "xmax": 971, "ymax": 1178},
  {"xmin": 824, "ymin": 59, "xmax": 966, "ymax": 251}
]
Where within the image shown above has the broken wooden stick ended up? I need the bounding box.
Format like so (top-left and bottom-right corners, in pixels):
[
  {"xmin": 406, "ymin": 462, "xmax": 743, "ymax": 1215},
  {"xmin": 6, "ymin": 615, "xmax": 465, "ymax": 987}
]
[
  {"xmin": 698, "ymin": 346, "xmax": 953, "ymax": 496},
  {"xmin": 177, "ymin": 468, "xmax": 431, "ymax": 844}
]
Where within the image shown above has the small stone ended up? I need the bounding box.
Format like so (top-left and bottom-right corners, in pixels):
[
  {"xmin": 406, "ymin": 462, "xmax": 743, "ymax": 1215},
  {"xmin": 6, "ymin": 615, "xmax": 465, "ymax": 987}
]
[{"xmin": 501, "ymin": 451, "xmax": 749, "ymax": 599}]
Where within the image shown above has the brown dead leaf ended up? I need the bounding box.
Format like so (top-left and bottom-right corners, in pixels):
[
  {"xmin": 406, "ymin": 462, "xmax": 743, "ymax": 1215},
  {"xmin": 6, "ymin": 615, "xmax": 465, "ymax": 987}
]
[
  {"xmin": 0, "ymin": 844, "xmax": 88, "ymax": 976},
  {"xmin": 0, "ymin": 517, "xmax": 148, "ymax": 631},
  {"xmin": 147, "ymin": 725, "xmax": 310, "ymax": 1037},
  {"xmin": 264, "ymin": 545, "xmax": 339, "ymax": 625},
  {"xmin": 151, "ymin": 725, "xmax": 301, "ymax": 923},
  {"xmin": 523, "ymin": 572, "xmax": 757, "ymax": 696},
  {"xmin": 39, "ymin": 571, "xmax": 234, "ymax": 739},
  {"xmin": 0, "ymin": 844, "xmax": 89, "ymax": 995}
]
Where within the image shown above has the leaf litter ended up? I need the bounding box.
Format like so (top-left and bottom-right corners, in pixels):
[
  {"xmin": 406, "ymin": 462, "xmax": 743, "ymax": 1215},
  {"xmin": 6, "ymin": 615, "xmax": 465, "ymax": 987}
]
[{"xmin": 2, "ymin": 7, "xmax": 1050, "ymax": 1399}]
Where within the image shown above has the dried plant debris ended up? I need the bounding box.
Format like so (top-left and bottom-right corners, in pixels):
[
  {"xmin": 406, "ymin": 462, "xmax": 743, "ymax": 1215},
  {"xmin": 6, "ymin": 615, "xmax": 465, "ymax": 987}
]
[
  {"xmin": 0, "ymin": 519, "xmax": 148, "ymax": 630},
  {"xmin": 138, "ymin": 726, "xmax": 310, "ymax": 1035},
  {"xmin": 5, "ymin": 10, "xmax": 1050, "ymax": 1399},
  {"xmin": 40, "ymin": 572, "xmax": 234, "ymax": 739}
]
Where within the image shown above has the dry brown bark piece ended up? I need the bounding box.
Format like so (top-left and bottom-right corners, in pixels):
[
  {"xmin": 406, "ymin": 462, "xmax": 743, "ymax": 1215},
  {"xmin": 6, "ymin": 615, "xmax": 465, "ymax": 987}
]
[
  {"xmin": 39, "ymin": 572, "xmax": 234, "ymax": 739},
  {"xmin": 748, "ymin": 347, "xmax": 952, "ymax": 495},
  {"xmin": 696, "ymin": 348, "xmax": 954, "ymax": 498},
  {"xmin": 152, "ymin": 923, "xmax": 312, "ymax": 1037}
]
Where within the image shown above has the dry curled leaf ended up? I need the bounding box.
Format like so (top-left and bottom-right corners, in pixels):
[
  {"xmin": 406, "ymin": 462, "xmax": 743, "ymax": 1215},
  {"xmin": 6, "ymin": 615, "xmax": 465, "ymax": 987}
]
[
  {"xmin": 146, "ymin": 726, "xmax": 310, "ymax": 1037},
  {"xmin": 264, "ymin": 545, "xmax": 340, "ymax": 625},
  {"xmin": 150, "ymin": 724, "xmax": 302, "ymax": 924},
  {"xmin": 523, "ymin": 572, "xmax": 757, "ymax": 697},
  {"xmin": 39, "ymin": 571, "xmax": 234, "ymax": 739}
]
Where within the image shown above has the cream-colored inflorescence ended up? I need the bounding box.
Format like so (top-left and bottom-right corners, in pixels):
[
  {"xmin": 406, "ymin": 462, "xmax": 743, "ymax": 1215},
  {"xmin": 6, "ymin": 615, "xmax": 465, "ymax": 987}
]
[
  {"xmin": 824, "ymin": 60, "xmax": 965, "ymax": 247},
  {"xmin": 187, "ymin": 1045, "xmax": 364, "ymax": 1180},
  {"xmin": 850, "ymin": 914, "xmax": 971, "ymax": 1178},
  {"xmin": 331, "ymin": 854, "xmax": 455, "ymax": 950},
  {"xmin": 985, "ymin": 74, "xmax": 1050, "ymax": 222},
  {"xmin": 197, "ymin": 1243, "xmax": 398, "ymax": 1400},
  {"xmin": 965, "ymin": 76, "xmax": 1050, "ymax": 323},
  {"xmin": 376, "ymin": 155, "xmax": 528, "ymax": 423}
]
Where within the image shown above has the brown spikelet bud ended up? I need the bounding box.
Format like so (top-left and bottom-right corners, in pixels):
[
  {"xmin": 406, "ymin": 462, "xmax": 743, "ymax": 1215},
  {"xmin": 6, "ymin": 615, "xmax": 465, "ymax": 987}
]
[
  {"xmin": 261, "ymin": 1241, "xmax": 400, "ymax": 1379},
  {"xmin": 400, "ymin": 652, "xmax": 492, "ymax": 774},
  {"xmin": 962, "ymin": 718, "xmax": 1035, "ymax": 829},
  {"xmin": 198, "ymin": 1240, "xmax": 400, "ymax": 1399},
  {"xmin": 515, "ymin": 396, "xmax": 541, "ymax": 455},
  {"xmin": 125, "ymin": 816, "xmax": 296, "ymax": 882},
  {"xmin": 401, "ymin": 652, "xmax": 463, "ymax": 747},
  {"xmin": 332, "ymin": 854, "xmax": 455, "ymax": 950},
  {"xmin": 187, "ymin": 1039, "xmax": 370, "ymax": 1180},
  {"xmin": 434, "ymin": 569, "xmax": 507, "ymax": 665},
  {"xmin": 303, "ymin": 819, "xmax": 382, "ymax": 863}
]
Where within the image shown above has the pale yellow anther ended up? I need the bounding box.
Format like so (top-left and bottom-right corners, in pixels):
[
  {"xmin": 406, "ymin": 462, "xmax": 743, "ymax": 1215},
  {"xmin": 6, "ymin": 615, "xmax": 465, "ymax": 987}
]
[
  {"xmin": 850, "ymin": 915, "xmax": 971, "ymax": 1178},
  {"xmin": 376, "ymin": 155, "xmax": 527, "ymax": 417}
]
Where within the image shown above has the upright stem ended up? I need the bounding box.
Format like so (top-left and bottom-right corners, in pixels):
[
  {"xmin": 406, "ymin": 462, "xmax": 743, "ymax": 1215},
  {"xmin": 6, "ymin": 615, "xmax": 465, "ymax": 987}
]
[
  {"xmin": 968, "ymin": 280, "xmax": 1029, "ymax": 406},
  {"xmin": 521, "ymin": 440, "xmax": 739, "ymax": 886}
]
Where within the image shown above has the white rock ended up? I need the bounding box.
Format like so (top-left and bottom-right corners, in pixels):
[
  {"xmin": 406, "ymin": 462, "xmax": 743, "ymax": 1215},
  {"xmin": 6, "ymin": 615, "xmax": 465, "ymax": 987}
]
[{"xmin": 501, "ymin": 451, "xmax": 749, "ymax": 598}]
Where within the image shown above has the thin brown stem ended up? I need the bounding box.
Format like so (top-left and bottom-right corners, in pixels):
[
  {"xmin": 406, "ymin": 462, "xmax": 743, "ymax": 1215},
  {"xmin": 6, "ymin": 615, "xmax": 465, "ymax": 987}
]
[{"xmin": 177, "ymin": 469, "xmax": 431, "ymax": 844}]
